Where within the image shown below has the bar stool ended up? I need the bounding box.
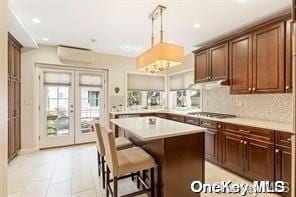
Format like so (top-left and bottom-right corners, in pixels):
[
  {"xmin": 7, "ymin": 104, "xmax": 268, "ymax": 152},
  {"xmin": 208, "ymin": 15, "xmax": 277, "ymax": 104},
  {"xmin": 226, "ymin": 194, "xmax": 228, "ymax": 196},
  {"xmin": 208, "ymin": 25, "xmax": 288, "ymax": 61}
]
[
  {"xmin": 102, "ymin": 130, "xmax": 157, "ymax": 197},
  {"xmin": 94, "ymin": 123, "xmax": 133, "ymax": 189}
]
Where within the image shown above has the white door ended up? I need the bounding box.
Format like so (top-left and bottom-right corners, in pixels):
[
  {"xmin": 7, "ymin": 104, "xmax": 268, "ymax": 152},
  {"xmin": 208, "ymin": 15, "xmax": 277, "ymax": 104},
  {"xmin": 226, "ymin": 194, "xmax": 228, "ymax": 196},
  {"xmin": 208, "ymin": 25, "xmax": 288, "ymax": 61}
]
[
  {"xmin": 39, "ymin": 68, "xmax": 106, "ymax": 148},
  {"xmin": 39, "ymin": 69, "xmax": 75, "ymax": 148}
]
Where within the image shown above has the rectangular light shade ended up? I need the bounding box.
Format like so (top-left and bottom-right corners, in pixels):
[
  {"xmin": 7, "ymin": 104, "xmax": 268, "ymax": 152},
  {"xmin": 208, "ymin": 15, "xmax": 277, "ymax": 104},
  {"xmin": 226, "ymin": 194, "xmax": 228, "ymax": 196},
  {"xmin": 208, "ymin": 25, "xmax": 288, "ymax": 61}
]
[{"xmin": 136, "ymin": 42, "xmax": 184, "ymax": 71}]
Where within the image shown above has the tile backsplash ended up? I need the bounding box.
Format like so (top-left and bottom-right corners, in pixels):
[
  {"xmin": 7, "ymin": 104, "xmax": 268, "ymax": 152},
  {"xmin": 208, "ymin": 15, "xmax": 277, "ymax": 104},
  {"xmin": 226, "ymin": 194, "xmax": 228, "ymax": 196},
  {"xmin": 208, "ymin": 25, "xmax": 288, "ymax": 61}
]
[{"xmin": 202, "ymin": 86, "xmax": 293, "ymax": 123}]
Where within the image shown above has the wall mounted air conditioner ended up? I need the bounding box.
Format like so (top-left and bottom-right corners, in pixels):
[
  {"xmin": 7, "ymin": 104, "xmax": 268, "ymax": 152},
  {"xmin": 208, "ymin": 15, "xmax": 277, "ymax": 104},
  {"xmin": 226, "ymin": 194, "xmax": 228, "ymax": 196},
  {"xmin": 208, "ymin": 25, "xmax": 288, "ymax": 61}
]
[{"xmin": 57, "ymin": 46, "xmax": 94, "ymax": 64}]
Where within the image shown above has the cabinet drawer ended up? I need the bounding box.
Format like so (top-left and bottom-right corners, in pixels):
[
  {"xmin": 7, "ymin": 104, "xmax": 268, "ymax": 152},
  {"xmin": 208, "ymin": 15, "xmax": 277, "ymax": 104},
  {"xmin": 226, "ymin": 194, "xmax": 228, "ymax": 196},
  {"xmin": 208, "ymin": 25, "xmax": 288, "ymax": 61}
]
[
  {"xmin": 168, "ymin": 114, "xmax": 185, "ymax": 122},
  {"xmin": 184, "ymin": 117, "xmax": 200, "ymax": 126},
  {"xmin": 154, "ymin": 113, "xmax": 168, "ymax": 119},
  {"xmin": 224, "ymin": 123, "xmax": 274, "ymax": 143},
  {"xmin": 200, "ymin": 119, "xmax": 221, "ymax": 130},
  {"xmin": 275, "ymin": 131, "xmax": 293, "ymax": 148}
]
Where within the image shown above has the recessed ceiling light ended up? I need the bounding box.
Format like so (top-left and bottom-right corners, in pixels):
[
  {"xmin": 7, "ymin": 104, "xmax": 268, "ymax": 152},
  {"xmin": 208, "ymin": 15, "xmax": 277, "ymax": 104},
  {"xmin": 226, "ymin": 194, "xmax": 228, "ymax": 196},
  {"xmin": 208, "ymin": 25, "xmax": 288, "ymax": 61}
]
[
  {"xmin": 32, "ymin": 18, "xmax": 41, "ymax": 23},
  {"xmin": 237, "ymin": 0, "xmax": 247, "ymax": 3},
  {"xmin": 42, "ymin": 38, "xmax": 49, "ymax": 41},
  {"xmin": 193, "ymin": 23, "xmax": 201, "ymax": 29},
  {"xmin": 124, "ymin": 45, "xmax": 130, "ymax": 49}
]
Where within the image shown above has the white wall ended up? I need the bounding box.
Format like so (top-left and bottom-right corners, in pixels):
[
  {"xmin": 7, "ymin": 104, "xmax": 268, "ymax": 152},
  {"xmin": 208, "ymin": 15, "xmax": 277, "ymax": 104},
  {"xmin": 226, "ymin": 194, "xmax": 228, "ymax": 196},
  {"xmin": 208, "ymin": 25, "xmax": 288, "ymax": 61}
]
[
  {"xmin": 21, "ymin": 45, "xmax": 136, "ymax": 150},
  {"xmin": 0, "ymin": 1, "xmax": 8, "ymax": 196}
]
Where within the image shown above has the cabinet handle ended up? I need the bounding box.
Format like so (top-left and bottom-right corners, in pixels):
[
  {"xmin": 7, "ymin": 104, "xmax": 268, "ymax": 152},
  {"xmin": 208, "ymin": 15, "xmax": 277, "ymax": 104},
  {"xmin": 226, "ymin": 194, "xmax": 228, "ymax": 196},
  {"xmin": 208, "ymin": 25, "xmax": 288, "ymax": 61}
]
[
  {"xmin": 287, "ymin": 138, "xmax": 291, "ymax": 142},
  {"xmin": 286, "ymin": 86, "xmax": 290, "ymax": 90},
  {"xmin": 217, "ymin": 124, "xmax": 222, "ymax": 129},
  {"xmin": 244, "ymin": 141, "xmax": 248, "ymax": 145},
  {"xmin": 275, "ymin": 149, "xmax": 280, "ymax": 153},
  {"xmin": 248, "ymin": 88, "xmax": 252, "ymax": 91},
  {"xmin": 252, "ymin": 88, "xmax": 256, "ymax": 91},
  {"xmin": 240, "ymin": 140, "xmax": 244, "ymax": 144}
]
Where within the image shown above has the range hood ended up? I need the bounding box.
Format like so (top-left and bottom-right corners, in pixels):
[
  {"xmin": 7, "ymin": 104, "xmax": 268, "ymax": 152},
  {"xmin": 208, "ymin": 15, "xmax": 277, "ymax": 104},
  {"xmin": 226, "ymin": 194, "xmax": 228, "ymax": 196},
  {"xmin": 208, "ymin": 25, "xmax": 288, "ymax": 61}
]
[{"xmin": 188, "ymin": 79, "xmax": 229, "ymax": 89}]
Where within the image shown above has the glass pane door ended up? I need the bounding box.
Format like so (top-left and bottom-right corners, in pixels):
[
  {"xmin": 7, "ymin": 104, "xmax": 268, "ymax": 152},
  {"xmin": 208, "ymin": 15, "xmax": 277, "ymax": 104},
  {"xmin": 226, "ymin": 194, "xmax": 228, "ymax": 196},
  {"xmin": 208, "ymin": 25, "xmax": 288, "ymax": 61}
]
[
  {"xmin": 80, "ymin": 87, "xmax": 100, "ymax": 134},
  {"xmin": 46, "ymin": 86, "xmax": 70, "ymax": 137},
  {"xmin": 39, "ymin": 69, "xmax": 75, "ymax": 149}
]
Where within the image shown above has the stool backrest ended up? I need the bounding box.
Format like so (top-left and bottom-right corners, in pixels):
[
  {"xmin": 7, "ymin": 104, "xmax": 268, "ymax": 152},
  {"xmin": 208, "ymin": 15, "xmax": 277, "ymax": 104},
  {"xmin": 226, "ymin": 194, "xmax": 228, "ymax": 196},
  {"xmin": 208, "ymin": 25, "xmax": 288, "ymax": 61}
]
[
  {"xmin": 102, "ymin": 130, "xmax": 119, "ymax": 176},
  {"xmin": 93, "ymin": 123, "xmax": 106, "ymax": 155}
]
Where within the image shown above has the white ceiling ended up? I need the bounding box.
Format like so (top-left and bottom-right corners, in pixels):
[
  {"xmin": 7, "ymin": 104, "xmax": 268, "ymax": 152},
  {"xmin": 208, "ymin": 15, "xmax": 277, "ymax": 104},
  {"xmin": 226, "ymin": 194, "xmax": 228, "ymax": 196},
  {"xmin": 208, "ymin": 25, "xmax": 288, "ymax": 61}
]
[{"xmin": 10, "ymin": 0, "xmax": 290, "ymax": 57}]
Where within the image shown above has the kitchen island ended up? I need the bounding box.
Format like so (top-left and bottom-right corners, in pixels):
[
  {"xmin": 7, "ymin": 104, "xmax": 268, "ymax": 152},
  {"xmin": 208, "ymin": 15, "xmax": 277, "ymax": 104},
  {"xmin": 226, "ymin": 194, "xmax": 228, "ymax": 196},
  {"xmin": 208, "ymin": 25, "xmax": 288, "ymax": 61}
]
[{"xmin": 110, "ymin": 116, "xmax": 206, "ymax": 197}]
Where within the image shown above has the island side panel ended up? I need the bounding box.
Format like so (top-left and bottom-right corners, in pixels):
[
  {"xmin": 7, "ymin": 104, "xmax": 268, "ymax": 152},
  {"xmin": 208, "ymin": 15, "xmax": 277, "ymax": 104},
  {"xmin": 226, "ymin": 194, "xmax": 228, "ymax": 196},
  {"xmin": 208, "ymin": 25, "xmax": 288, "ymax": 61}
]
[
  {"xmin": 126, "ymin": 132, "xmax": 204, "ymax": 197},
  {"xmin": 163, "ymin": 132, "xmax": 204, "ymax": 197}
]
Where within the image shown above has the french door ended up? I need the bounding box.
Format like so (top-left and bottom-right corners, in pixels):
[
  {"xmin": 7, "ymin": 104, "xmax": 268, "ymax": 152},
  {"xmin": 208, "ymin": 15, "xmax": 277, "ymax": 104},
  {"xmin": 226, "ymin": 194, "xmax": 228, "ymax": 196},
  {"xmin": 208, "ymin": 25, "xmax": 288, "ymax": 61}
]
[{"xmin": 39, "ymin": 68, "xmax": 106, "ymax": 149}]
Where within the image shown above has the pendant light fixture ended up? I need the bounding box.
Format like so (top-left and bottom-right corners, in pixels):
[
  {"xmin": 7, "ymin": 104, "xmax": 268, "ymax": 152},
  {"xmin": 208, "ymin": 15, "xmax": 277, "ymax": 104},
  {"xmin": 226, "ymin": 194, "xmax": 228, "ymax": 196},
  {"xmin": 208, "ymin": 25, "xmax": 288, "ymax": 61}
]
[{"xmin": 136, "ymin": 5, "xmax": 184, "ymax": 73}]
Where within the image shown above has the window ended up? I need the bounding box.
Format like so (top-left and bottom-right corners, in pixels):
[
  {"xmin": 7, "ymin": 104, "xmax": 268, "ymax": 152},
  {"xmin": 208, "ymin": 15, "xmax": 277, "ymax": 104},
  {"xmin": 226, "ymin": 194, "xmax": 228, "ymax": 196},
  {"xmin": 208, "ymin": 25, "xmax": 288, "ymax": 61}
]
[
  {"xmin": 169, "ymin": 89, "xmax": 201, "ymax": 111},
  {"xmin": 127, "ymin": 90, "xmax": 166, "ymax": 109}
]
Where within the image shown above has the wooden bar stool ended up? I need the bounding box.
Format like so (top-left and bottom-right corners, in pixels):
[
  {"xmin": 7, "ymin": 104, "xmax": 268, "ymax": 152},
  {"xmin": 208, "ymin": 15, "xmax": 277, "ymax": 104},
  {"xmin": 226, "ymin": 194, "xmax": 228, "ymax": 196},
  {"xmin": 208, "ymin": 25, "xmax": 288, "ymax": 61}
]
[
  {"xmin": 102, "ymin": 130, "xmax": 157, "ymax": 197},
  {"xmin": 94, "ymin": 123, "xmax": 133, "ymax": 189}
]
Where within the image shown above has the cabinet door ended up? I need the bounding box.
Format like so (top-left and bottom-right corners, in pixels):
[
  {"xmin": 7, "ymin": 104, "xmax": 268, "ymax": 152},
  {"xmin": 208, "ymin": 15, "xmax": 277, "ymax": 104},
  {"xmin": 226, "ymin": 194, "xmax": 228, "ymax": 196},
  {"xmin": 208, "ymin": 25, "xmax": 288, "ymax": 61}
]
[
  {"xmin": 229, "ymin": 35, "xmax": 253, "ymax": 94},
  {"xmin": 222, "ymin": 132, "xmax": 245, "ymax": 175},
  {"xmin": 8, "ymin": 118, "xmax": 17, "ymax": 160},
  {"xmin": 209, "ymin": 43, "xmax": 228, "ymax": 81},
  {"xmin": 244, "ymin": 139, "xmax": 274, "ymax": 181},
  {"xmin": 252, "ymin": 22, "xmax": 285, "ymax": 93},
  {"xmin": 8, "ymin": 40, "xmax": 15, "ymax": 78},
  {"xmin": 14, "ymin": 46, "xmax": 21, "ymax": 80},
  {"xmin": 205, "ymin": 129, "xmax": 218, "ymax": 162},
  {"xmin": 194, "ymin": 51, "xmax": 209, "ymax": 83},
  {"xmin": 275, "ymin": 146, "xmax": 291, "ymax": 196},
  {"xmin": 285, "ymin": 20, "xmax": 293, "ymax": 93}
]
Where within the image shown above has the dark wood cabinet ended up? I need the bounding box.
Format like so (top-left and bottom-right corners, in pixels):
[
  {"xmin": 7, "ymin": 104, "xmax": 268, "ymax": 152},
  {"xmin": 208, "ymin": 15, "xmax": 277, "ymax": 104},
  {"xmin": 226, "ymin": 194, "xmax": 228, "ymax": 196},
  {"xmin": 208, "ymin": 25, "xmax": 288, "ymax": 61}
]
[
  {"xmin": 194, "ymin": 51, "xmax": 209, "ymax": 83},
  {"xmin": 252, "ymin": 22, "xmax": 285, "ymax": 93},
  {"xmin": 244, "ymin": 138, "xmax": 274, "ymax": 181},
  {"xmin": 285, "ymin": 20, "xmax": 293, "ymax": 93},
  {"xmin": 275, "ymin": 131, "xmax": 292, "ymax": 197},
  {"xmin": 167, "ymin": 114, "xmax": 185, "ymax": 123},
  {"xmin": 8, "ymin": 33, "xmax": 22, "ymax": 162},
  {"xmin": 223, "ymin": 123, "xmax": 275, "ymax": 181},
  {"xmin": 222, "ymin": 132, "xmax": 245, "ymax": 175},
  {"xmin": 195, "ymin": 13, "xmax": 292, "ymax": 94},
  {"xmin": 200, "ymin": 119, "xmax": 222, "ymax": 164},
  {"xmin": 194, "ymin": 43, "xmax": 228, "ymax": 83},
  {"xmin": 184, "ymin": 116, "xmax": 200, "ymax": 126},
  {"xmin": 209, "ymin": 43, "xmax": 228, "ymax": 81},
  {"xmin": 229, "ymin": 34, "xmax": 253, "ymax": 94}
]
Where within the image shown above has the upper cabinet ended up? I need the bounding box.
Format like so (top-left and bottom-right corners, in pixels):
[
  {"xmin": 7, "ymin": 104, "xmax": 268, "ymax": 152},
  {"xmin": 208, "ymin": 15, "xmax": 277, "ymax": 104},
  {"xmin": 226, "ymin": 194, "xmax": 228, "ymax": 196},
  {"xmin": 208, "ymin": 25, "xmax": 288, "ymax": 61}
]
[
  {"xmin": 209, "ymin": 43, "xmax": 229, "ymax": 81},
  {"xmin": 194, "ymin": 43, "xmax": 228, "ymax": 83},
  {"xmin": 229, "ymin": 34, "xmax": 253, "ymax": 94},
  {"xmin": 252, "ymin": 22, "xmax": 285, "ymax": 93},
  {"xmin": 194, "ymin": 50, "xmax": 209, "ymax": 83},
  {"xmin": 194, "ymin": 13, "xmax": 292, "ymax": 94}
]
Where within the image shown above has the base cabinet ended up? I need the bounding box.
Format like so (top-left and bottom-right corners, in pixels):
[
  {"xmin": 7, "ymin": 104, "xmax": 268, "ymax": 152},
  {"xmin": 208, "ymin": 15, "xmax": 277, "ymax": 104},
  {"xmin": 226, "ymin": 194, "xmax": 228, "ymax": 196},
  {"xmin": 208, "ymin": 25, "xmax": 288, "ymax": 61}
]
[
  {"xmin": 222, "ymin": 123, "xmax": 275, "ymax": 181},
  {"xmin": 275, "ymin": 131, "xmax": 292, "ymax": 197}
]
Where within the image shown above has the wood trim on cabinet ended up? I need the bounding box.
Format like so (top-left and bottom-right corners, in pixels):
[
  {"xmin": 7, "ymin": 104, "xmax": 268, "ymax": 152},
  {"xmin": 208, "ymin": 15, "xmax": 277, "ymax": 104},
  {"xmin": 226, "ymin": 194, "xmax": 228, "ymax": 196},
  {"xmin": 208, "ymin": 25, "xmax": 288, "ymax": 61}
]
[{"xmin": 286, "ymin": 20, "xmax": 293, "ymax": 93}]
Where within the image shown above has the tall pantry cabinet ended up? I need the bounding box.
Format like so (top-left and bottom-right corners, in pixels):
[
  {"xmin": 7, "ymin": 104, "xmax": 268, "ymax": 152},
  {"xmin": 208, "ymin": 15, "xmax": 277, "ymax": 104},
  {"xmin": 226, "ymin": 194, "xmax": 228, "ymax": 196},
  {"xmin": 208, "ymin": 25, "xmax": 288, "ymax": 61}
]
[{"xmin": 8, "ymin": 33, "xmax": 22, "ymax": 161}]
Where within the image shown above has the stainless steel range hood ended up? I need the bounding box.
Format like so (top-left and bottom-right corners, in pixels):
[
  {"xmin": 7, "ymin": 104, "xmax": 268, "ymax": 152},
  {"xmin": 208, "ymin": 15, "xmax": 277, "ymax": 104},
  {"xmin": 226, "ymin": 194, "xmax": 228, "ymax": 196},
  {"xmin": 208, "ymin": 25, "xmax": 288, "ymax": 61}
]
[{"xmin": 188, "ymin": 79, "xmax": 229, "ymax": 89}]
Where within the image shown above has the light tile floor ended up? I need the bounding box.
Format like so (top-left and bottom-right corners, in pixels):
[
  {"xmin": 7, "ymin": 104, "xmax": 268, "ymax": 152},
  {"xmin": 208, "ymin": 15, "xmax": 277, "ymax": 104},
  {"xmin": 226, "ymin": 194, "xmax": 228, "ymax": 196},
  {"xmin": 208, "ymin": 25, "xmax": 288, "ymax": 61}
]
[{"xmin": 8, "ymin": 144, "xmax": 280, "ymax": 197}]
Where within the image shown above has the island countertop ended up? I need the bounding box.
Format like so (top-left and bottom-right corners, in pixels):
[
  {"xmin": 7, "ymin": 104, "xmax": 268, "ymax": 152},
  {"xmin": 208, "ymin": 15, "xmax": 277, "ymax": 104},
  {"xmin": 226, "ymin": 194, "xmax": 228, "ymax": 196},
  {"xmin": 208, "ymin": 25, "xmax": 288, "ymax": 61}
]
[{"xmin": 110, "ymin": 116, "xmax": 206, "ymax": 141}]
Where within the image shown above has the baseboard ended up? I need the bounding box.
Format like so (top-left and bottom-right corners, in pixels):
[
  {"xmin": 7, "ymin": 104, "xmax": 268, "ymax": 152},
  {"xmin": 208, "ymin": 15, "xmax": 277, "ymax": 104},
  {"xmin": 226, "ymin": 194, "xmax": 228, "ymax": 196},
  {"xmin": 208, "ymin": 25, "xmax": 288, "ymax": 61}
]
[{"xmin": 17, "ymin": 147, "xmax": 38, "ymax": 155}]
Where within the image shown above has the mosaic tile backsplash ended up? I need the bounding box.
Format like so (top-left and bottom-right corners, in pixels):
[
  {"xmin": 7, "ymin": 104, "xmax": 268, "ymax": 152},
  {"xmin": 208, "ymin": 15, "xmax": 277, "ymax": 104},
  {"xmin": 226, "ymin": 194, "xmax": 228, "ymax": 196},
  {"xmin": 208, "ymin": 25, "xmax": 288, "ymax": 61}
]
[{"xmin": 202, "ymin": 86, "xmax": 293, "ymax": 123}]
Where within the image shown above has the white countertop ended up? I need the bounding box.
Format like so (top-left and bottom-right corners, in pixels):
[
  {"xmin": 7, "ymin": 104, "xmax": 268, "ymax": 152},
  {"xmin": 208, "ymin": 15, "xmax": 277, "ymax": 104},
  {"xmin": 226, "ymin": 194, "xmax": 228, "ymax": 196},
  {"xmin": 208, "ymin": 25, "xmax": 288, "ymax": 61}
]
[
  {"xmin": 109, "ymin": 110, "xmax": 294, "ymax": 134},
  {"xmin": 110, "ymin": 116, "xmax": 206, "ymax": 141}
]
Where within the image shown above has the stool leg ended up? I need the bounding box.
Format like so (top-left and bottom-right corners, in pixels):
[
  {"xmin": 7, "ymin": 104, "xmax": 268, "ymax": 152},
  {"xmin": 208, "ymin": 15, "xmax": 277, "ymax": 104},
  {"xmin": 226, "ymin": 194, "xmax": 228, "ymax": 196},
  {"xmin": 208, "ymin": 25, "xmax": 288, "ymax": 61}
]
[
  {"xmin": 150, "ymin": 168, "xmax": 155, "ymax": 197},
  {"xmin": 106, "ymin": 166, "xmax": 110, "ymax": 197},
  {"xmin": 114, "ymin": 176, "xmax": 118, "ymax": 197},
  {"xmin": 102, "ymin": 156, "xmax": 106, "ymax": 189},
  {"xmin": 97, "ymin": 152, "xmax": 101, "ymax": 177},
  {"xmin": 136, "ymin": 171, "xmax": 140, "ymax": 189}
]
